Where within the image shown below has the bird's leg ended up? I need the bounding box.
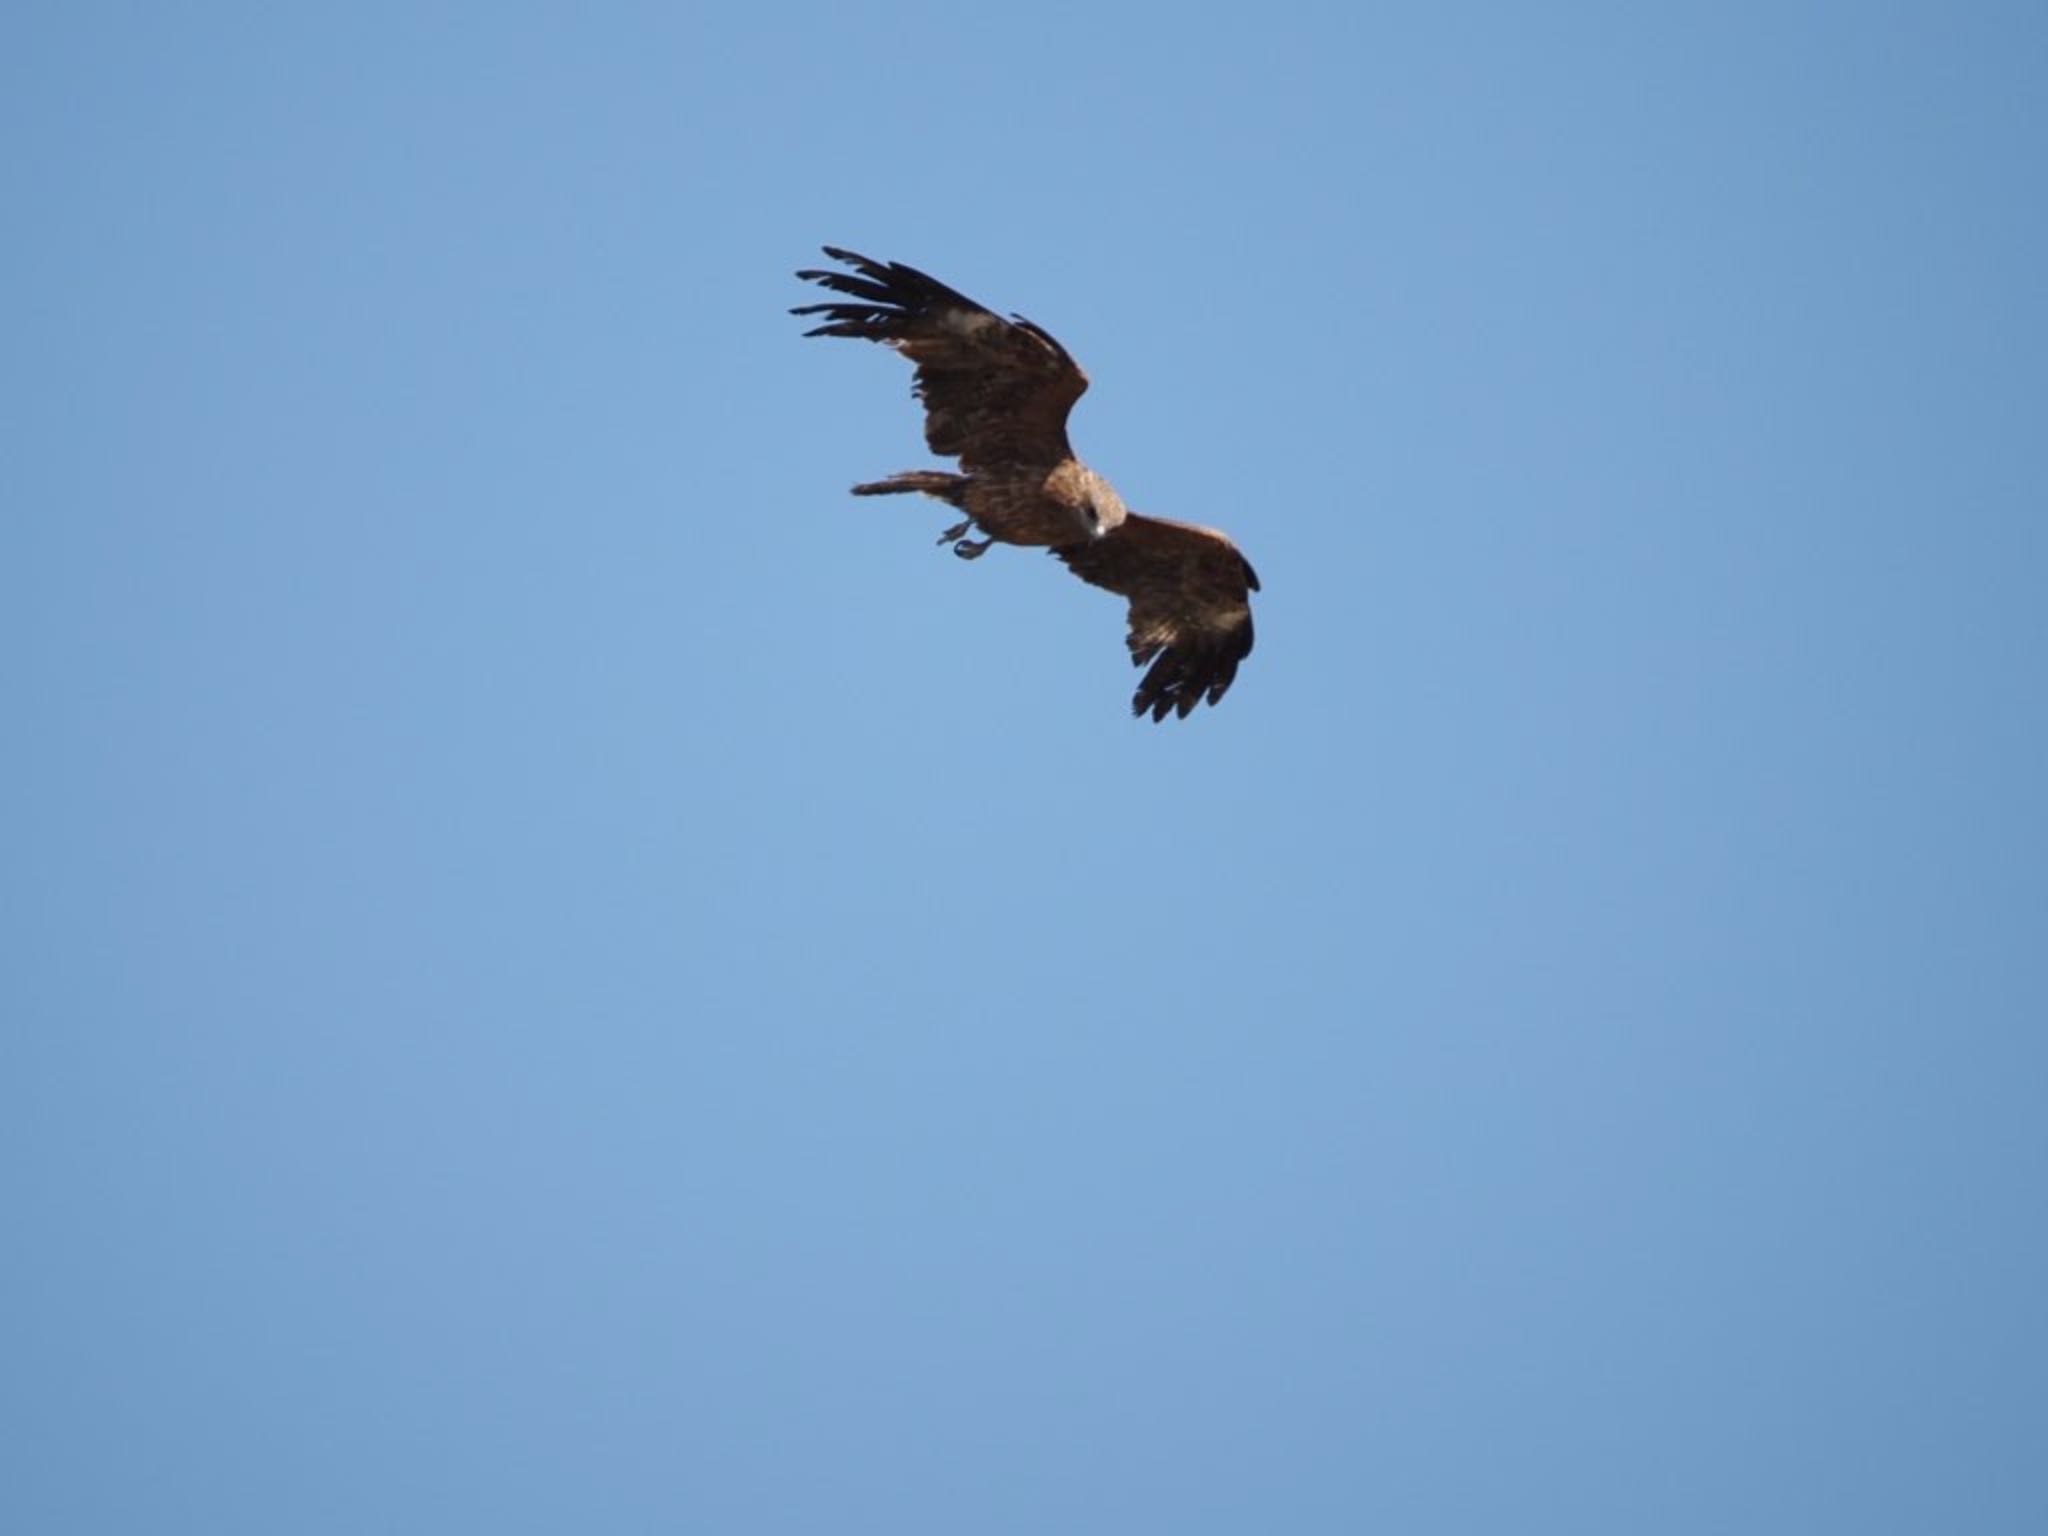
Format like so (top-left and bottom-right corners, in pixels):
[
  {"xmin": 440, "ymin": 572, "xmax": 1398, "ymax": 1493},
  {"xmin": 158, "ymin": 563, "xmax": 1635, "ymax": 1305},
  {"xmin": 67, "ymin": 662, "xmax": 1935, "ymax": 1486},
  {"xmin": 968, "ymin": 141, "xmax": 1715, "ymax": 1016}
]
[{"xmin": 937, "ymin": 516, "xmax": 993, "ymax": 559}]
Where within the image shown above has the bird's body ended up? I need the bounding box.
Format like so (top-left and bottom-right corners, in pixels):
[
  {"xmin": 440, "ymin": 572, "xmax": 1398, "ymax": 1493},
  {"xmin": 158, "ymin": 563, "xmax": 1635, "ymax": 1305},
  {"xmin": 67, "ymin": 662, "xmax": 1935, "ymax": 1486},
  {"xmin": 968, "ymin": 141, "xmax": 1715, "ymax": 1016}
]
[
  {"xmin": 851, "ymin": 460, "xmax": 1121, "ymax": 550},
  {"xmin": 793, "ymin": 247, "xmax": 1259, "ymax": 721}
]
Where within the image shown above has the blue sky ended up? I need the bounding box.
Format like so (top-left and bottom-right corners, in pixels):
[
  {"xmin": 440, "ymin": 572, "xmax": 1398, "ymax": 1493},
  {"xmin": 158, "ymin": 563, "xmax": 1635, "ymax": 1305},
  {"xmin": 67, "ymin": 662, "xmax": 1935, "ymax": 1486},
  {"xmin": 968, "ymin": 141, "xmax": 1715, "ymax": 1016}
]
[{"xmin": 6, "ymin": 4, "xmax": 2045, "ymax": 1532}]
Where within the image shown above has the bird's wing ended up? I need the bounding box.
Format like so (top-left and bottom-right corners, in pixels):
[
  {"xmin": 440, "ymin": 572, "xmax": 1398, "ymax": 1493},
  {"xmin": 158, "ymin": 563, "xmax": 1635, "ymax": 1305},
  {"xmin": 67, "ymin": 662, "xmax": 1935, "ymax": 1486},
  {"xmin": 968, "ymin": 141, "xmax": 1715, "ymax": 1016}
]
[
  {"xmin": 793, "ymin": 246, "xmax": 1088, "ymax": 471},
  {"xmin": 1055, "ymin": 516, "xmax": 1261, "ymax": 721}
]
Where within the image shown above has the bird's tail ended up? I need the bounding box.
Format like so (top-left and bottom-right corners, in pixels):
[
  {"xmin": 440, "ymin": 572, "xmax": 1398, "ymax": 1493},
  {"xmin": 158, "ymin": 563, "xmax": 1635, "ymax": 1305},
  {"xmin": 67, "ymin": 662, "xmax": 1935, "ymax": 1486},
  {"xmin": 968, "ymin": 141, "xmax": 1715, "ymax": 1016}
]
[{"xmin": 850, "ymin": 471, "xmax": 967, "ymax": 507}]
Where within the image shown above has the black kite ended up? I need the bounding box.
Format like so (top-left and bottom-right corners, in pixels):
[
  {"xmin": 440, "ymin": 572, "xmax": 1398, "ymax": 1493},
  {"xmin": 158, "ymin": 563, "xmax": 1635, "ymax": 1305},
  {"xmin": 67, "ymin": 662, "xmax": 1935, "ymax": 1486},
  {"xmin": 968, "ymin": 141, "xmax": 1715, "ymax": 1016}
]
[{"xmin": 794, "ymin": 247, "xmax": 1261, "ymax": 721}]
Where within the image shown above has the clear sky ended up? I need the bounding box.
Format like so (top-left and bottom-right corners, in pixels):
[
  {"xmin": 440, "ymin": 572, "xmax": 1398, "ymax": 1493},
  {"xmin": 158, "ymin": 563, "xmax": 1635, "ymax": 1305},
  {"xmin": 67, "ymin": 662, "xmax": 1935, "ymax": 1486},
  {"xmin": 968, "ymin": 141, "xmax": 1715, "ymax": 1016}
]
[{"xmin": 6, "ymin": 4, "xmax": 2045, "ymax": 1532}]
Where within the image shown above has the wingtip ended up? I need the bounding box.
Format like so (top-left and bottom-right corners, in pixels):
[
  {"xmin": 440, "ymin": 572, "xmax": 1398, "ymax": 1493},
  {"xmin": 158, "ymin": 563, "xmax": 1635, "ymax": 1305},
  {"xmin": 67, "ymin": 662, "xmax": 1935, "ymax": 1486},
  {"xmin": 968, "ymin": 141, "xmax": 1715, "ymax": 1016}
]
[{"xmin": 819, "ymin": 244, "xmax": 880, "ymax": 271}]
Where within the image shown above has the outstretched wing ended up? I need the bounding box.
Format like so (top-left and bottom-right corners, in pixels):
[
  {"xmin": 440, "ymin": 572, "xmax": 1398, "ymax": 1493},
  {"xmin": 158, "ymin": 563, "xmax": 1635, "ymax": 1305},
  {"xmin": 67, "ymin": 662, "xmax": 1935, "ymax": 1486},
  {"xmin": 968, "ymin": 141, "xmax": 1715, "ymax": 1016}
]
[
  {"xmin": 793, "ymin": 246, "xmax": 1088, "ymax": 471},
  {"xmin": 1056, "ymin": 517, "xmax": 1262, "ymax": 722}
]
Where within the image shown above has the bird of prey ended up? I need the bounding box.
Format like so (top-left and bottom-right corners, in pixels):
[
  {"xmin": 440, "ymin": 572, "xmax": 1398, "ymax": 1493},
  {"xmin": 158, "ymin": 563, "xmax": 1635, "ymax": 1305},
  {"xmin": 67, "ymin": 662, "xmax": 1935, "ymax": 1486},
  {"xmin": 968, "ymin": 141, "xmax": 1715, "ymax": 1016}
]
[{"xmin": 793, "ymin": 247, "xmax": 1260, "ymax": 721}]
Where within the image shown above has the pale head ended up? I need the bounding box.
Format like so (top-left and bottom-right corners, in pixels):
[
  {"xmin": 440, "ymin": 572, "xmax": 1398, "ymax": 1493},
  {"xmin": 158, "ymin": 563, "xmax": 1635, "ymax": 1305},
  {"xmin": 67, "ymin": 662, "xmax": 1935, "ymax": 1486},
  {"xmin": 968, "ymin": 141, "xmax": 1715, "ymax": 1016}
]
[{"xmin": 1076, "ymin": 465, "xmax": 1129, "ymax": 540}]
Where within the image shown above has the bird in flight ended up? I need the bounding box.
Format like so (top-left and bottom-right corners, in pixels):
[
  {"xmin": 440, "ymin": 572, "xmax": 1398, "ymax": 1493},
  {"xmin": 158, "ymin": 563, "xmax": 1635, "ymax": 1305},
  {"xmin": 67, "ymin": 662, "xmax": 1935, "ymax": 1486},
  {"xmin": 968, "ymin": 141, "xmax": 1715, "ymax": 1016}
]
[{"xmin": 793, "ymin": 247, "xmax": 1260, "ymax": 721}]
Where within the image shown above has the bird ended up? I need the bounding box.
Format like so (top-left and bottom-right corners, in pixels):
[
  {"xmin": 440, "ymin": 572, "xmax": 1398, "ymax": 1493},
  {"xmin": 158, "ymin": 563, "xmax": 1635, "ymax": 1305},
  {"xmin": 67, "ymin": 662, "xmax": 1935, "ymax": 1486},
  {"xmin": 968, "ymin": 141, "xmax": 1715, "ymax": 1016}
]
[{"xmin": 793, "ymin": 246, "xmax": 1260, "ymax": 721}]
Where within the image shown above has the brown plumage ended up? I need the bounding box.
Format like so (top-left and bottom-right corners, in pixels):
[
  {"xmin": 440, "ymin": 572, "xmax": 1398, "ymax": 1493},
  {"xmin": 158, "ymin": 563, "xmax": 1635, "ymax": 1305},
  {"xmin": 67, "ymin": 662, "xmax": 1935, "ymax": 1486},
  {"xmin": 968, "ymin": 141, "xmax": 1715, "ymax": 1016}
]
[{"xmin": 794, "ymin": 246, "xmax": 1260, "ymax": 721}]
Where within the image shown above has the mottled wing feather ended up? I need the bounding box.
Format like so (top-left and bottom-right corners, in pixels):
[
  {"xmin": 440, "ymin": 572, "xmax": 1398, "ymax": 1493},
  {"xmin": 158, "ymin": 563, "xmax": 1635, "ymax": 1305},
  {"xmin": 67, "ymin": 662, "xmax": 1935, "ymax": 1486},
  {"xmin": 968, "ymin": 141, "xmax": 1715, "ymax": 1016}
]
[
  {"xmin": 1055, "ymin": 516, "xmax": 1262, "ymax": 721},
  {"xmin": 792, "ymin": 246, "xmax": 1087, "ymax": 471}
]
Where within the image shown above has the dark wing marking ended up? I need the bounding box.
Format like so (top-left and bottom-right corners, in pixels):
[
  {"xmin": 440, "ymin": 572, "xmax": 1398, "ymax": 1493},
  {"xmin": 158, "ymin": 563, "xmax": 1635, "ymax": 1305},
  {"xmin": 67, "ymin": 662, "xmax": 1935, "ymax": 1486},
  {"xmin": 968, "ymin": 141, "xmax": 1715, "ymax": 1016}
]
[
  {"xmin": 793, "ymin": 246, "xmax": 1088, "ymax": 471},
  {"xmin": 1055, "ymin": 516, "xmax": 1261, "ymax": 721}
]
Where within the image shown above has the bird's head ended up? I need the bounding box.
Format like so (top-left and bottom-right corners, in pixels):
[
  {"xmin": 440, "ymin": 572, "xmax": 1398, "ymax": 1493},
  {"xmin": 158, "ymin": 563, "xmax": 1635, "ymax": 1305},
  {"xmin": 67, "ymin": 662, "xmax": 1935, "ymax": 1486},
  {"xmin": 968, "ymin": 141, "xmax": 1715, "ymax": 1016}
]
[{"xmin": 1081, "ymin": 473, "xmax": 1129, "ymax": 540}]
